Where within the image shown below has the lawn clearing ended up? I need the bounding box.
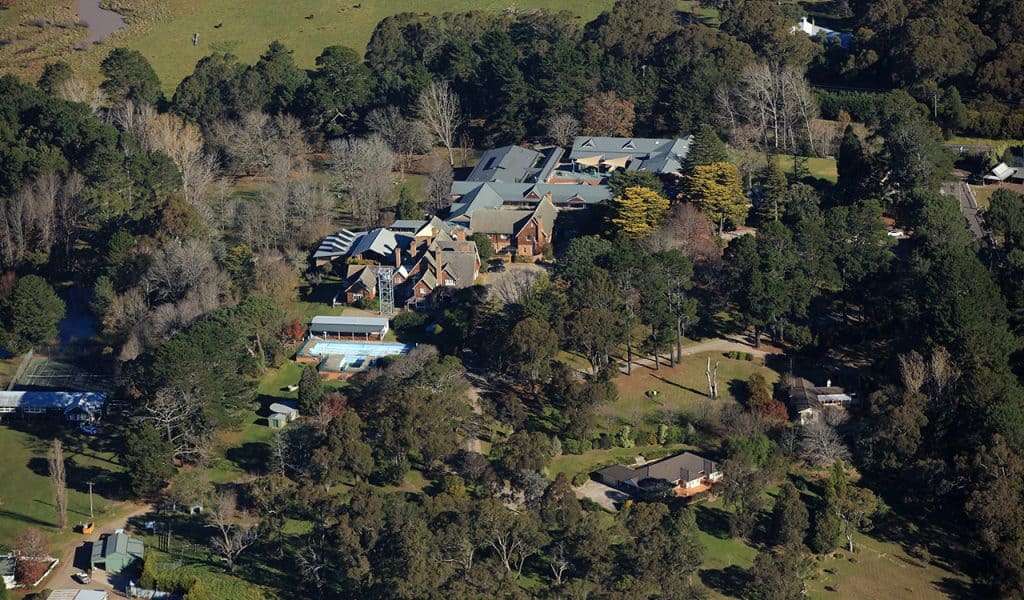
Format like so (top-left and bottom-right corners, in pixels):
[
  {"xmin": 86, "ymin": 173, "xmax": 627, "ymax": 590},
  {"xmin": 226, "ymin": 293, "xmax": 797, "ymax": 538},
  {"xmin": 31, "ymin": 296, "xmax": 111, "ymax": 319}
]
[
  {"xmin": 949, "ymin": 135, "xmax": 1024, "ymax": 158},
  {"xmin": 0, "ymin": 424, "xmax": 128, "ymax": 547},
  {"xmin": 772, "ymin": 154, "xmax": 839, "ymax": 183},
  {"xmin": 549, "ymin": 443, "xmax": 693, "ymax": 481},
  {"xmin": 604, "ymin": 351, "xmax": 778, "ymax": 424}
]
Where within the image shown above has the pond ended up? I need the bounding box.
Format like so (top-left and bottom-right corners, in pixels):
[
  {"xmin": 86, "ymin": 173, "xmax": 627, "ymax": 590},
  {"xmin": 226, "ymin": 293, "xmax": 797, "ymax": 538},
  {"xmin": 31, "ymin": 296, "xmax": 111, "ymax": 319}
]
[{"xmin": 77, "ymin": 0, "xmax": 126, "ymax": 45}]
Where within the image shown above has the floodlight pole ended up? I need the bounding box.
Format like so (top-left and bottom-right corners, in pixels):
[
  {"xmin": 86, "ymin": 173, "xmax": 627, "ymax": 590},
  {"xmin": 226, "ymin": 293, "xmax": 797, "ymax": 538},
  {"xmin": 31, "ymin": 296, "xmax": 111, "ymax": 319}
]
[{"xmin": 87, "ymin": 481, "xmax": 94, "ymax": 519}]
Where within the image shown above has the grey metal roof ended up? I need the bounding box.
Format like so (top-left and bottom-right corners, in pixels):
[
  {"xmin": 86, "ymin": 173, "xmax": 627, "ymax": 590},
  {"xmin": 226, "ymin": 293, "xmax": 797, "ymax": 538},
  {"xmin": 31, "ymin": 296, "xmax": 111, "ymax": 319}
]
[
  {"xmin": 349, "ymin": 228, "xmax": 400, "ymax": 258},
  {"xmin": 634, "ymin": 452, "xmax": 718, "ymax": 484},
  {"xmin": 448, "ymin": 183, "xmax": 506, "ymax": 221},
  {"xmin": 313, "ymin": 229, "xmax": 361, "ymax": 259},
  {"xmin": 311, "ymin": 316, "xmax": 389, "ymax": 328},
  {"xmin": 449, "ymin": 182, "xmax": 611, "ymax": 213},
  {"xmin": 467, "ymin": 145, "xmax": 544, "ymax": 183},
  {"xmin": 595, "ymin": 464, "xmax": 641, "ymax": 484},
  {"xmin": 0, "ymin": 391, "xmax": 106, "ymax": 415},
  {"xmin": 0, "ymin": 554, "xmax": 14, "ymax": 576},
  {"xmin": 390, "ymin": 219, "xmax": 428, "ymax": 232},
  {"xmin": 100, "ymin": 532, "xmax": 144, "ymax": 560},
  {"xmin": 468, "ymin": 195, "xmax": 557, "ymax": 238},
  {"xmin": 569, "ymin": 136, "xmax": 694, "ymax": 174}
]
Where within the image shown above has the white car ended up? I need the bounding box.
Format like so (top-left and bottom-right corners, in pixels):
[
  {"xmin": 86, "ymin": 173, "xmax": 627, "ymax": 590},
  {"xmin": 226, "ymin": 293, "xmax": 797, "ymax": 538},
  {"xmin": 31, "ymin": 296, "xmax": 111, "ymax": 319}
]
[
  {"xmin": 79, "ymin": 424, "xmax": 98, "ymax": 435},
  {"xmin": 73, "ymin": 571, "xmax": 91, "ymax": 584}
]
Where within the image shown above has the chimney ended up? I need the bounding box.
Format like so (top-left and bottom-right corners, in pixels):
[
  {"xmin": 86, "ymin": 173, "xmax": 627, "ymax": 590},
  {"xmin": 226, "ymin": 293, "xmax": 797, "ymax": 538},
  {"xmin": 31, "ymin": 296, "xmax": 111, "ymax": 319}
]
[{"xmin": 394, "ymin": 245, "xmax": 401, "ymax": 268}]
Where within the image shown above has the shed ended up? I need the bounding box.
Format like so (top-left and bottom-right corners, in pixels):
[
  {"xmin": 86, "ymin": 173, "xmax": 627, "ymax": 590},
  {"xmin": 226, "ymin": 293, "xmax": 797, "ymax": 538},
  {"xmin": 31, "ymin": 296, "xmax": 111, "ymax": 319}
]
[
  {"xmin": 47, "ymin": 591, "xmax": 109, "ymax": 600},
  {"xmin": 268, "ymin": 413, "xmax": 288, "ymax": 429},
  {"xmin": 309, "ymin": 316, "xmax": 389, "ymax": 340},
  {"xmin": 269, "ymin": 402, "xmax": 299, "ymax": 421},
  {"xmin": 90, "ymin": 530, "xmax": 144, "ymax": 573},
  {"xmin": 1, "ymin": 554, "xmax": 14, "ymax": 589}
]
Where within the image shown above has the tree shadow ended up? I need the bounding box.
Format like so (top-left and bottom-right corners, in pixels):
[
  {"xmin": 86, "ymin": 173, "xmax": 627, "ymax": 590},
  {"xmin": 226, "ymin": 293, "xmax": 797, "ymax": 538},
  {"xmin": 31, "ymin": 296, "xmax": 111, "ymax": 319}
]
[
  {"xmin": 0, "ymin": 508, "xmax": 54, "ymax": 528},
  {"xmin": 27, "ymin": 456, "xmax": 128, "ymax": 501},
  {"xmin": 935, "ymin": 577, "xmax": 985, "ymax": 599},
  {"xmin": 650, "ymin": 374, "xmax": 706, "ymax": 397},
  {"xmin": 699, "ymin": 565, "xmax": 751, "ymax": 597},
  {"xmin": 225, "ymin": 442, "xmax": 271, "ymax": 475},
  {"xmin": 727, "ymin": 378, "xmax": 749, "ymax": 405},
  {"xmin": 694, "ymin": 504, "xmax": 731, "ymax": 540}
]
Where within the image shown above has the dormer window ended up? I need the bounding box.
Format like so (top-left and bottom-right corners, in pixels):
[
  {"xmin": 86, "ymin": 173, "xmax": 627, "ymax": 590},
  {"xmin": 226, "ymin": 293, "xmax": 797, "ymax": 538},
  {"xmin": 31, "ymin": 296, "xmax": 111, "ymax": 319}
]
[
  {"xmin": 622, "ymin": 139, "xmax": 636, "ymax": 149},
  {"xmin": 581, "ymin": 138, "xmax": 594, "ymax": 148}
]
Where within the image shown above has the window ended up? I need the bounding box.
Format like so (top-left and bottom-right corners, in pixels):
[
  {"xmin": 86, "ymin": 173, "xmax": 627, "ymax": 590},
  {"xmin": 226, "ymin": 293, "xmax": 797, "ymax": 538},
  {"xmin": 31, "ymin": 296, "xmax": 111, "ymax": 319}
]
[
  {"xmin": 352, "ymin": 293, "xmax": 362, "ymax": 301},
  {"xmin": 444, "ymin": 278, "xmax": 455, "ymax": 286}
]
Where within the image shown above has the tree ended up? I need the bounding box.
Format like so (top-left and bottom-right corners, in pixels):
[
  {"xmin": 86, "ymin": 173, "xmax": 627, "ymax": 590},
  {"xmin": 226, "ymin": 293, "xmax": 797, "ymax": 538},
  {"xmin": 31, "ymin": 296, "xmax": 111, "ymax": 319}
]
[
  {"xmin": 506, "ymin": 318, "xmax": 559, "ymax": 391},
  {"xmin": 547, "ymin": 113, "xmax": 580, "ymax": 147},
  {"xmin": 607, "ymin": 186, "xmax": 670, "ymax": 238},
  {"xmin": 582, "ymin": 91, "xmax": 635, "ymax": 137},
  {"xmin": 123, "ymin": 423, "xmax": 175, "ymax": 497},
  {"xmin": 682, "ymin": 162, "xmax": 748, "ymax": 235},
  {"xmin": 37, "ymin": 61, "xmax": 73, "ymax": 96},
  {"xmin": 800, "ymin": 421, "xmax": 851, "ymax": 466},
  {"xmin": 478, "ymin": 499, "xmax": 549, "ymax": 578},
  {"xmin": 939, "ymin": 86, "xmax": 969, "ymax": 135},
  {"xmin": 295, "ymin": 45, "xmax": 371, "ymax": 132},
  {"xmin": 2, "ymin": 275, "xmax": 66, "ymax": 352},
  {"xmin": 48, "ymin": 439, "xmax": 67, "ymax": 530},
  {"xmin": 835, "ymin": 125, "xmax": 873, "ymax": 203},
  {"xmin": 684, "ymin": 124, "xmax": 729, "ymax": 170},
  {"xmin": 721, "ymin": 454, "xmax": 770, "ymax": 538},
  {"xmin": 394, "ymin": 187, "xmax": 421, "ymax": 221},
  {"xmin": 298, "ymin": 364, "xmax": 323, "ymax": 414},
  {"xmin": 770, "ymin": 481, "xmax": 809, "ymax": 549},
  {"xmin": 607, "ymin": 170, "xmax": 665, "ymax": 197},
  {"xmin": 425, "ymin": 159, "xmax": 454, "ymax": 214},
  {"xmin": 749, "ymin": 548, "xmax": 814, "ymax": 600},
  {"xmin": 330, "ymin": 135, "xmax": 396, "ymax": 228},
  {"xmin": 208, "ymin": 489, "xmax": 260, "ymax": 572},
  {"xmin": 239, "ymin": 41, "xmax": 309, "ymax": 115},
  {"xmin": 757, "ymin": 162, "xmax": 789, "ymax": 222},
  {"xmin": 100, "ymin": 48, "xmax": 161, "ymax": 105},
  {"xmin": 471, "ymin": 232, "xmax": 494, "ymax": 262},
  {"xmin": 418, "ymin": 80, "xmax": 463, "ymax": 167}
]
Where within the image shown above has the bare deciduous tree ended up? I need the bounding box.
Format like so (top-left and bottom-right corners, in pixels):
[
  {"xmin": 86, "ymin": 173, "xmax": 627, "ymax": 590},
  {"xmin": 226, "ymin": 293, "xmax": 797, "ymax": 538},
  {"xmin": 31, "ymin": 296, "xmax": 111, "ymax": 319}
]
[
  {"xmin": 799, "ymin": 421, "xmax": 850, "ymax": 466},
  {"xmin": 48, "ymin": 439, "xmax": 67, "ymax": 530},
  {"xmin": 546, "ymin": 113, "xmax": 580, "ymax": 148},
  {"xmin": 722, "ymin": 63, "xmax": 820, "ymax": 157},
  {"xmin": 329, "ymin": 135, "xmax": 395, "ymax": 228},
  {"xmin": 56, "ymin": 77, "xmax": 105, "ymax": 112},
  {"xmin": 898, "ymin": 351, "xmax": 928, "ymax": 394},
  {"xmin": 425, "ymin": 158, "xmax": 454, "ymax": 215},
  {"xmin": 210, "ymin": 112, "xmax": 309, "ymax": 176},
  {"xmin": 208, "ymin": 490, "xmax": 260, "ymax": 572},
  {"xmin": 142, "ymin": 386, "xmax": 210, "ymax": 462},
  {"xmin": 418, "ymin": 80, "xmax": 463, "ymax": 167},
  {"xmin": 582, "ymin": 91, "xmax": 635, "ymax": 137},
  {"xmin": 367, "ymin": 106, "xmax": 433, "ymax": 177}
]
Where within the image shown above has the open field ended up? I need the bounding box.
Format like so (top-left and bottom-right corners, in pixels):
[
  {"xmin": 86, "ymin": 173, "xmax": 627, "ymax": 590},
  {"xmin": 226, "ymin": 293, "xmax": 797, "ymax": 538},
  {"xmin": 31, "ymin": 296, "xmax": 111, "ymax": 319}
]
[
  {"xmin": 0, "ymin": 424, "xmax": 128, "ymax": 546},
  {"xmin": 773, "ymin": 154, "xmax": 839, "ymax": 183},
  {"xmin": 949, "ymin": 135, "xmax": 1024, "ymax": 158},
  {"xmin": 603, "ymin": 350, "xmax": 779, "ymax": 423}
]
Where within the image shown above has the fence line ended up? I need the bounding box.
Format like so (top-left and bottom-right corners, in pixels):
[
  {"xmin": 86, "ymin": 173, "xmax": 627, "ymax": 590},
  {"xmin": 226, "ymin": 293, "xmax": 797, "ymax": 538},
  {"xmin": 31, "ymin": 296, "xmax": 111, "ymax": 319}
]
[{"xmin": 7, "ymin": 349, "xmax": 33, "ymax": 390}]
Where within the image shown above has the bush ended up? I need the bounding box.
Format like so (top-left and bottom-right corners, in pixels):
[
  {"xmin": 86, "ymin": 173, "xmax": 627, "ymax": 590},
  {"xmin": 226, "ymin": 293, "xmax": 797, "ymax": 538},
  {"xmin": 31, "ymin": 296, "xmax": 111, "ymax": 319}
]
[
  {"xmin": 393, "ymin": 310, "xmax": 427, "ymax": 334},
  {"xmin": 580, "ymin": 439, "xmax": 593, "ymax": 452},
  {"xmin": 139, "ymin": 553, "xmax": 159, "ymax": 588},
  {"xmin": 355, "ymin": 296, "xmax": 380, "ymax": 311},
  {"xmin": 571, "ymin": 472, "xmax": 589, "ymax": 486},
  {"xmin": 541, "ymin": 244, "xmax": 554, "ymax": 261},
  {"xmin": 744, "ymin": 352, "xmax": 754, "ymax": 361},
  {"xmin": 513, "ymin": 253, "xmax": 531, "ymax": 263},
  {"xmin": 15, "ymin": 560, "xmax": 49, "ymax": 586},
  {"xmin": 563, "ymin": 439, "xmax": 581, "ymax": 454}
]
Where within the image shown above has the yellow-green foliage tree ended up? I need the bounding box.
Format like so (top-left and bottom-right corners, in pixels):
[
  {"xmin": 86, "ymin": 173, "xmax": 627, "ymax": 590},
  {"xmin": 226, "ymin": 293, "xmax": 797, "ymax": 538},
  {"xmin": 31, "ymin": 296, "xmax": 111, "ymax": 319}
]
[
  {"xmin": 683, "ymin": 162, "xmax": 748, "ymax": 235},
  {"xmin": 607, "ymin": 186, "xmax": 670, "ymax": 238}
]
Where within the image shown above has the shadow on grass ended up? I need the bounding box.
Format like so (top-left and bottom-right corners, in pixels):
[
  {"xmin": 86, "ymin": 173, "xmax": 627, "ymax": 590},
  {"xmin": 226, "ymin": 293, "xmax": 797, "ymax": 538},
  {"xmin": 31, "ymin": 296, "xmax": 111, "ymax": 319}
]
[
  {"xmin": 27, "ymin": 456, "xmax": 128, "ymax": 500},
  {"xmin": 0, "ymin": 508, "xmax": 54, "ymax": 528},
  {"xmin": 694, "ymin": 504, "xmax": 731, "ymax": 539},
  {"xmin": 650, "ymin": 374, "xmax": 706, "ymax": 397},
  {"xmin": 699, "ymin": 564, "xmax": 750, "ymax": 597},
  {"xmin": 225, "ymin": 443, "xmax": 271, "ymax": 475}
]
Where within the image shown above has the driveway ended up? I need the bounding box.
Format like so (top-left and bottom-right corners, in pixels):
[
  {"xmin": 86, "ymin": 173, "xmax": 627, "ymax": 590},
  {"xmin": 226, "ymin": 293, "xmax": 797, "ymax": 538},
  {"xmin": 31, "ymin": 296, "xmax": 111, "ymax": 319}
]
[
  {"xmin": 575, "ymin": 480, "xmax": 632, "ymax": 511},
  {"xmin": 46, "ymin": 503, "xmax": 152, "ymax": 594}
]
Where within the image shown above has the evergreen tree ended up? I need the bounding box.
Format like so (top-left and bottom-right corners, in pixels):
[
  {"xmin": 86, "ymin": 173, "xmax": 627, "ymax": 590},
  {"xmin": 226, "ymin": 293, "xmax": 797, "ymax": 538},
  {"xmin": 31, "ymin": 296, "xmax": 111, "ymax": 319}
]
[
  {"xmin": 37, "ymin": 61, "xmax": 73, "ymax": 95},
  {"xmin": 394, "ymin": 187, "xmax": 421, "ymax": 221},
  {"xmin": 607, "ymin": 170, "xmax": 665, "ymax": 197},
  {"xmin": 749, "ymin": 548, "xmax": 813, "ymax": 599},
  {"xmin": 100, "ymin": 48, "xmax": 162, "ymax": 105},
  {"xmin": 770, "ymin": 481, "xmax": 810, "ymax": 549},
  {"xmin": 123, "ymin": 423, "xmax": 175, "ymax": 497},
  {"xmin": 298, "ymin": 364, "xmax": 324, "ymax": 414},
  {"xmin": 683, "ymin": 124, "xmax": 729, "ymax": 171},
  {"xmin": 471, "ymin": 232, "xmax": 495, "ymax": 262},
  {"xmin": 2, "ymin": 275, "xmax": 66, "ymax": 352},
  {"xmin": 474, "ymin": 29, "xmax": 529, "ymax": 143},
  {"xmin": 940, "ymin": 86, "xmax": 969, "ymax": 135},
  {"xmin": 836, "ymin": 125, "xmax": 871, "ymax": 203},
  {"xmin": 683, "ymin": 162, "xmax": 748, "ymax": 235},
  {"xmin": 607, "ymin": 186, "xmax": 670, "ymax": 238},
  {"xmin": 757, "ymin": 162, "xmax": 789, "ymax": 223}
]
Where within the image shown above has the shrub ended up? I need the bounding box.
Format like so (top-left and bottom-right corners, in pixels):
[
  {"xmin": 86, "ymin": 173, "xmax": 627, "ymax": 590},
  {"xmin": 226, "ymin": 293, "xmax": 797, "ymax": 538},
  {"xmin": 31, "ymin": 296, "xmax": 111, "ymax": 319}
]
[
  {"xmin": 393, "ymin": 310, "xmax": 427, "ymax": 334},
  {"xmin": 563, "ymin": 439, "xmax": 581, "ymax": 454},
  {"xmin": 16, "ymin": 560, "xmax": 49, "ymax": 586},
  {"xmin": 571, "ymin": 472, "xmax": 589, "ymax": 486},
  {"xmin": 541, "ymin": 243, "xmax": 554, "ymax": 261},
  {"xmin": 139, "ymin": 552, "xmax": 159, "ymax": 588},
  {"xmin": 580, "ymin": 439, "xmax": 593, "ymax": 452},
  {"xmin": 744, "ymin": 352, "xmax": 754, "ymax": 361},
  {"xmin": 355, "ymin": 296, "xmax": 380, "ymax": 311},
  {"xmin": 513, "ymin": 254, "xmax": 531, "ymax": 263}
]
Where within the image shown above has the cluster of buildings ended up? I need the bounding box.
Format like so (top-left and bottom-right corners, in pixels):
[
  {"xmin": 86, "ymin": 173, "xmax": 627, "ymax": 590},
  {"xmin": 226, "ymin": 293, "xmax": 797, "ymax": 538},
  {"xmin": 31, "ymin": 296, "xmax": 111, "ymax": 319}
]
[{"xmin": 314, "ymin": 135, "xmax": 693, "ymax": 310}]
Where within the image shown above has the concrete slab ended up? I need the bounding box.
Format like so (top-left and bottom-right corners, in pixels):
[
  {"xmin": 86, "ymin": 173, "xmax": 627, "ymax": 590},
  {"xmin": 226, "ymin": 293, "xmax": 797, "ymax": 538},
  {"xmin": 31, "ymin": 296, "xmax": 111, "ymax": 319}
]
[{"xmin": 575, "ymin": 480, "xmax": 632, "ymax": 511}]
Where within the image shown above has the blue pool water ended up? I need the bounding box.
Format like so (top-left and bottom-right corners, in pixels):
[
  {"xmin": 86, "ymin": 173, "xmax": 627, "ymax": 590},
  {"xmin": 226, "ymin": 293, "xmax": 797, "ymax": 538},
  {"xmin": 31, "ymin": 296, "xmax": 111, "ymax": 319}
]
[{"xmin": 309, "ymin": 341, "xmax": 411, "ymax": 367}]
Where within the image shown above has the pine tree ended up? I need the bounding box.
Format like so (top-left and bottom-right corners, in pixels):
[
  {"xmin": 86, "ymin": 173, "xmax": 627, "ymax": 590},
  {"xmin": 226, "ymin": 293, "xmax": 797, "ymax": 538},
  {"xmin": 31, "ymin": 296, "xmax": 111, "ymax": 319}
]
[
  {"xmin": 757, "ymin": 162, "xmax": 789, "ymax": 223},
  {"xmin": 298, "ymin": 363, "xmax": 324, "ymax": 414},
  {"xmin": 770, "ymin": 481, "xmax": 810, "ymax": 549},
  {"xmin": 607, "ymin": 186, "xmax": 670, "ymax": 238},
  {"xmin": 682, "ymin": 162, "xmax": 748, "ymax": 235},
  {"xmin": 836, "ymin": 125, "xmax": 871, "ymax": 203},
  {"xmin": 395, "ymin": 187, "xmax": 421, "ymax": 221},
  {"xmin": 684, "ymin": 124, "xmax": 728, "ymax": 172}
]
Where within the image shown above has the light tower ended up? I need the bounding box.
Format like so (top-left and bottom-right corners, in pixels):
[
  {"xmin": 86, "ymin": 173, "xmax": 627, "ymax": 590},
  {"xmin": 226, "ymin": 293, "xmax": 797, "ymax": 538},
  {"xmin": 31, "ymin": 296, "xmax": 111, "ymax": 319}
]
[{"xmin": 377, "ymin": 267, "xmax": 394, "ymax": 314}]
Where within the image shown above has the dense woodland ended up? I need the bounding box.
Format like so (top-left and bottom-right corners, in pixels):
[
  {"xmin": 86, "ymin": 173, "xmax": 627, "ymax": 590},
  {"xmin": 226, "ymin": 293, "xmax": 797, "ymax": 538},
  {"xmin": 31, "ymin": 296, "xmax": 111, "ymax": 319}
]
[{"xmin": 3, "ymin": 0, "xmax": 1024, "ymax": 598}]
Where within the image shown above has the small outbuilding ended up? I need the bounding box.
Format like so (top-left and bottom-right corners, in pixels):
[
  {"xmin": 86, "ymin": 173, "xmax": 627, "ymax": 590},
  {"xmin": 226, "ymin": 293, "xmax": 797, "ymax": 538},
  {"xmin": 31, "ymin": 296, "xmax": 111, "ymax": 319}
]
[
  {"xmin": 47, "ymin": 591, "xmax": 109, "ymax": 600},
  {"xmin": 1, "ymin": 553, "xmax": 15, "ymax": 589},
  {"xmin": 90, "ymin": 530, "xmax": 144, "ymax": 573},
  {"xmin": 268, "ymin": 413, "xmax": 288, "ymax": 429}
]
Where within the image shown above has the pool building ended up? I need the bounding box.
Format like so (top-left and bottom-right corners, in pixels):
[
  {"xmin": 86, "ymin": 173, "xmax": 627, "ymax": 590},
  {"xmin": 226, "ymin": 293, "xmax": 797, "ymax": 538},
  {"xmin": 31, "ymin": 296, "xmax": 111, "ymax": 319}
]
[{"xmin": 299, "ymin": 316, "xmax": 412, "ymax": 379}]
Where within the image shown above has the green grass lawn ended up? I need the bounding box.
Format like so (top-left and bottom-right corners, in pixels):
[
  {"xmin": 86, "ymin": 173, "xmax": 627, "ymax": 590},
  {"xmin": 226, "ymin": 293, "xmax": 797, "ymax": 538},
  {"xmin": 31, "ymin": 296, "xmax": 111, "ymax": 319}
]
[
  {"xmin": 772, "ymin": 155, "xmax": 839, "ymax": 183},
  {"xmin": 550, "ymin": 443, "xmax": 693, "ymax": 480},
  {"xmin": 949, "ymin": 135, "xmax": 1024, "ymax": 158},
  {"xmin": 0, "ymin": 424, "xmax": 128, "ymax": 548},
  {"xmin": 603, "ymin": 351, "xmax": 778, "ymax": 424}
]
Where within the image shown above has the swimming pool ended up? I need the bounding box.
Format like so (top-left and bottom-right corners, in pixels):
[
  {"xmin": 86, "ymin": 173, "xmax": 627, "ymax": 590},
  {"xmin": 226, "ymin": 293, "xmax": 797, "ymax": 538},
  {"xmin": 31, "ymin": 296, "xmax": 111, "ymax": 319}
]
[{"xmin": 308, "ymin": 341, "xmax": 411, "ymax": 367}]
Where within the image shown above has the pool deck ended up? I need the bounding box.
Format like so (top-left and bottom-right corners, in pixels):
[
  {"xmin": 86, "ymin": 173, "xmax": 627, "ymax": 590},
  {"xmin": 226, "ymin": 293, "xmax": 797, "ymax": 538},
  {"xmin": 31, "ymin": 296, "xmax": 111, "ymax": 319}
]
[{"xmin": 296, "ymin": 337, "xmax": 413, "ymax": 375}]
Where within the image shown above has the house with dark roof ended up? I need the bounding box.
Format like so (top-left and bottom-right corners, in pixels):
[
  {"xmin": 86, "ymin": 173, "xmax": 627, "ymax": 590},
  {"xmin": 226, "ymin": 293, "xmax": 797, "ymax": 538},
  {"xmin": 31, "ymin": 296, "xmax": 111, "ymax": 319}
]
[
  {"xmin": 787, "ymin": 377, "xmax": 855, "ymax": 425},
  {"xmin": 469, "ymin": 194, "xmax": 557, "ymax": 257},
  {"xmin": 595, "ymin": 451, "xmax": 722, "ymax": 498},
  {"xmin": 467, "ymin": 145, "xmax": 563, "ymax": 183},
  {"xmin": 568, "ymin": 136, "xmax": 693, "ymax": 176},
  {"xmin": 0, "ymin": 391, "xmax": 106, "ymax": 422},
  {"xmin": 405, "ymin": 239, "xmax": 480, "ymax": 309}
]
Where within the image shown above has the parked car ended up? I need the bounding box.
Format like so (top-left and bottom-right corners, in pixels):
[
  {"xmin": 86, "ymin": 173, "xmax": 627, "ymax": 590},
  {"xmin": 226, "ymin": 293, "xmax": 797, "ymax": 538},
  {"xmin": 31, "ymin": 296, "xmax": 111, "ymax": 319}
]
[
  {"xmin": 488, "ymin": 263, "xmax": 506, "ymax": 273},
  {"xmin": 73, "ymin": 571, "xmax": 91, "ymax": 584},
  {"xmin": 79, "ymin": 423, "xmax": 98, "ymax": 435}
]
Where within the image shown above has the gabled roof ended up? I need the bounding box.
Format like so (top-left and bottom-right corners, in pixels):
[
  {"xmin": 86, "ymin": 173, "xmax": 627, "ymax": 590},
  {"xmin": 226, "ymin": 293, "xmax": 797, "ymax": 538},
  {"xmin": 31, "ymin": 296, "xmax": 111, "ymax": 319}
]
[
  {"xmin": 449, "ymin": 182, "xmax": 612, "ymax": 210},
  {"xmin": 0, "ymin": 391, "xmax": 106, "ymax": 415},
  {"xmin": 311, "ymin": 316, "xmax": 389, "ymax": 328},
  {"xmin": 568, "ymin": 136, "xmax": 694, "ymax": 174},
  {"xmin": 100, "ymin": 531, "xmax": 144, "ymax": 559},
  {"xmin": 344, "ymin": 265, "xmax": 378, "ymax": 292},
  {"xmin": 313, "ymin": 229, "xmax": 362, "ymax": 259},
  {"xmin": 349, "ymin": 228, "xmax": 400, "ymax": 258},
  {"xmin": 788, "ymin": 377, "xmax": 851, "ymax": 412},
  {"xmin": 390, "ymin": 219, "xmax": 427, "ymax": 232},
  {"xmin": 448, "ymin": 184, "xmax": 507, "ymax": 221},
  {"xmin": 467, "ymin": 145, "xmax": 544, "ymax": 183},
  {"xmin": 634, "ymin": 452, "xmax": 719, "ymax": 484},
  {"xmin": 470, "ymin": 209, "xmax": 534, "ymax": 236}
]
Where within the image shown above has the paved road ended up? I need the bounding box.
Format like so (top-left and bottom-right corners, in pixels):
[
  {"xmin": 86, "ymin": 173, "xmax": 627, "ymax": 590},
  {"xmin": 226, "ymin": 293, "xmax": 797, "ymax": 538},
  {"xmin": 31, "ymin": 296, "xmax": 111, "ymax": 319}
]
[{"xmin": 940, "ymin": 181, "xmax": 985, "ymax": 241}]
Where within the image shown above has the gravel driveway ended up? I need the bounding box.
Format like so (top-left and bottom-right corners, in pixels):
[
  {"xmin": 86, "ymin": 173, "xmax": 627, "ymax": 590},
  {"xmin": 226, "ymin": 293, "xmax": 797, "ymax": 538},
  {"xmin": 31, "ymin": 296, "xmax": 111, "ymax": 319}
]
[{"xmin": 575, "ymin": 480, "xmax": 632, "ymax": 511}]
